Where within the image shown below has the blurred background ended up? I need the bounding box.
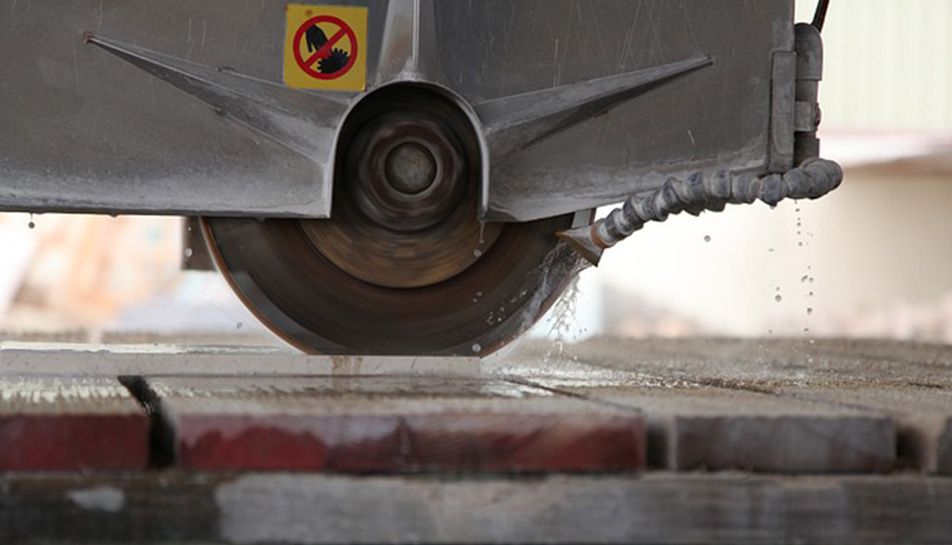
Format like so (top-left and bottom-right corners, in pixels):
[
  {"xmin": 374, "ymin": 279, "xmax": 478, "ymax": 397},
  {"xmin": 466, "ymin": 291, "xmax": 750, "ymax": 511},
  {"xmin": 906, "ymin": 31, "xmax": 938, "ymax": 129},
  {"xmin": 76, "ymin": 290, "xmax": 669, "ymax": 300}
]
[{"xmin": 0, "ymin": 0, "xmax": 950, "ymax": 346}]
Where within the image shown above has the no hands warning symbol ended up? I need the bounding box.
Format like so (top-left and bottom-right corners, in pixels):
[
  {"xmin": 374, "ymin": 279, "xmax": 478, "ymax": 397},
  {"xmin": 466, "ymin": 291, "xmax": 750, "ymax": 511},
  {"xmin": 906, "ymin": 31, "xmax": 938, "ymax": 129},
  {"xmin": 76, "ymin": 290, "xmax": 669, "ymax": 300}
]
[
  {"xmin": 293, "ymin": 15, "xmax": 357, "ymax": 80},
  {"xmin": 284, "ymin": 4, "xmax": 367, "ymax": 91}
]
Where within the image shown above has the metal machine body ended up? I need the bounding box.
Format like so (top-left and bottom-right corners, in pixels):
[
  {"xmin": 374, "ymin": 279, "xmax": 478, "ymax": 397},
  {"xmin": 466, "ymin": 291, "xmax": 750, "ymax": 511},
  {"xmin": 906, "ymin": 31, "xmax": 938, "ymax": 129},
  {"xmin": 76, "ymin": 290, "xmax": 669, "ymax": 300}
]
[
  {"xmin": 0, "ymin": 1, "xmax": 840, "ymax": 355},
  {"xmin": 2, "ymin": 0, "xmax": 795, "ymax": 221}
]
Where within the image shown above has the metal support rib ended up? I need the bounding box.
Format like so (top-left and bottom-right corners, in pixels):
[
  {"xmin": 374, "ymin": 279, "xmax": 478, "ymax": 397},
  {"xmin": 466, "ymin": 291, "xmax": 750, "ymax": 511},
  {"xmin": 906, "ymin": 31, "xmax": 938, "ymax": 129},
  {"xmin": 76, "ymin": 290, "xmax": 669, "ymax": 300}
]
[
  {"xmin": 85, "ymin": 34, "xmax": 346, "ymax": 165},
  {"xmin": 474, "ymin": 55, "xmax": 714, "ymax": 159},
  {"xmin": 375, "ymin": 0, "xmax": 441, "ymax": 85}
]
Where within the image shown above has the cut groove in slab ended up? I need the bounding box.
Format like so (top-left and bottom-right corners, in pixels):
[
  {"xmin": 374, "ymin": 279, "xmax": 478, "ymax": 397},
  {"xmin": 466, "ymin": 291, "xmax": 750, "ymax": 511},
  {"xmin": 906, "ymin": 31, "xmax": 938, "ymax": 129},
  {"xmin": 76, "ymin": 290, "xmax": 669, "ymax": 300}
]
[
  {"xmin": 0, "ymin": 342, "xmax": 480, "ymax": 377},
  {"xmin": 939, "ymin": 418, "xmax": 952, "ymax": 474}
]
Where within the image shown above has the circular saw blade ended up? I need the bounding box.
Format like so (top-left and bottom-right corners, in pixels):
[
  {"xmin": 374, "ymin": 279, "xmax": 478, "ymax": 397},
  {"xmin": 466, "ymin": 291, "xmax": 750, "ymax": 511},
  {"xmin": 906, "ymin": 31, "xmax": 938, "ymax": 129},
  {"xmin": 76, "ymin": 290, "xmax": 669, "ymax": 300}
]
[{"xmin": 201, "ymin": 214, "xmax": 585, "ymax": 356}]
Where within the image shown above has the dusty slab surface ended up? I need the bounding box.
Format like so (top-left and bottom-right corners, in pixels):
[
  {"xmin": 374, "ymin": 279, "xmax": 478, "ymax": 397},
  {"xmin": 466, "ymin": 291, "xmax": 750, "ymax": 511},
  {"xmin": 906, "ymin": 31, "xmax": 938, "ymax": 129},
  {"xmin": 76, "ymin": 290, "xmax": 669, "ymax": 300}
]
[
  {"xmin": 0, "ymin": 376, "xmax": 148, "ymax": 470},
  {"xmin": 0, "ymin": 472, "xmax": 950, "ymax": 544},
  {"xmin": 582, "ymin": 386, "xmax": 893, "ymax": 473},
  {"xmin": 1, "ymin": 337, "xmax": 949, "ymax": 476},
  {"xmin": 552, "ymin": 337, "xmax": 952, "ymax": 389},
  {"xmin": 147, "ymin": 376, "xmax": 645, "ymax": 472},
  {"xmin": 0, "ymin": 342, "xmax": 480, "ymax": 377},
  {"xmin": 495, "ymin": 338, "xmax": 952, "ymax": 473}
]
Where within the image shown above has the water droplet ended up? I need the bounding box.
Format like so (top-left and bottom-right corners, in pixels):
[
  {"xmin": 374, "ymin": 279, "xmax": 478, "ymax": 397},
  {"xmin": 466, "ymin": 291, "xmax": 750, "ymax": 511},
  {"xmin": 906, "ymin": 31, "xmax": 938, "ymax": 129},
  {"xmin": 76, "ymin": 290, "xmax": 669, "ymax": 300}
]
[
  {"xmin": 809, "ymin": 277, "xmax": 815, "ymax": 284},
  {"xmin": 184, "ymin": 248, "xmax": 194, "ymax": 258},
  {"xmin": 806, "ymin": 307, "xmax": 813, "ymax": 315},
  {"xmin": 776, "ymin": 286, "xmax": 781, "ymax": 292},
  {"xmin": 768, "ymin": 248, "xmax": 775, "ymax": 253},
  {"xmin": 471, "ymin": 343, "xmax": 482, "ymax": 353},
  {"xmin": 476, "ymin": 291, "xmax": 483, "ymax": 297},
  {"xmin": 809, "ymin": 339, "xmax": 815, "ymax": 345},
  {"xmin": 807, "ymin": 265, "xmax": 812, "ymax": 270},
  {"xmin": 768, "ymin": 328, "xmax": 774, "ymax": 334},
  {"xmin": 808, "ymin": 291, "xmax": 815, "ymax": 297},
  {"xmin": 775, "ymin": 294, "xmax": 782, "ymax": 303},
  {"xmin": 473, "ymin": 249, "xmax": 483, "ymax": 258},
  {"xmin": 797, "ymin": 231, "xmax": 802, "ymax": 236},
  {"xmin": 798, "ymin": 242, "xmax": 804, "ymax": 247},
  {"xmin": 801, "ymin": 275, "xmax": 809, "ymax": 282},
  {"xmin": 803, "ymin": 327, "xmax": 810, "ymax": 334},
  {"xmin": 703, "ymin": 235, "xmax": 711, "ymax": 242},
  {"xmin": 27, "ymin": 213, "xmax": 35, "ymax": 230},
  {"xmin": 236, "ymin": 322, "xmax": 244, "ymax": 330}
]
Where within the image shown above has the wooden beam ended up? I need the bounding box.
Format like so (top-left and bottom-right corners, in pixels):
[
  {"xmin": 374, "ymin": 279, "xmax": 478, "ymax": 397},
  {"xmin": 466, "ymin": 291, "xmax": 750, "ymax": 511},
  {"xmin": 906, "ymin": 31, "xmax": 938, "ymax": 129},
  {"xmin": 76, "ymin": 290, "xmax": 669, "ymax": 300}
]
[{"xmin": 0, "ymin": 473, "xmax": 949, "ymax": 544}]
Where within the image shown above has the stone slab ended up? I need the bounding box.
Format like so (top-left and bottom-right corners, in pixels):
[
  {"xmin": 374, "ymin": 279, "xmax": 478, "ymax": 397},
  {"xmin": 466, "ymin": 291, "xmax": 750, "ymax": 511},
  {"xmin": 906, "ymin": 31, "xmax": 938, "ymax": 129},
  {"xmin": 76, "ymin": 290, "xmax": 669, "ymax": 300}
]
[
  {"xmin": 777, "ymin": 385, "xmax": 952, "ymax": 474},
  {"xmin": 504, "ymin": 339, "xmax": 952, "ymax": 473},
  {"xmin": 147, "ymin": 376, "xmax": 645, "ymax": 472},
  {"xmin": 493, "ymin": 347, "xmax": 896, "ymax": 472},
  {"xmin": 551, "ymin": 337, "xmax": 952, "ymax": 390},
  {"xmin": 0, "ymin": 376, "xmax": 148, "ymax": 470},
  {"xmin": 533, "ymin": 382, "xmax": 894, "ymax": 473}
]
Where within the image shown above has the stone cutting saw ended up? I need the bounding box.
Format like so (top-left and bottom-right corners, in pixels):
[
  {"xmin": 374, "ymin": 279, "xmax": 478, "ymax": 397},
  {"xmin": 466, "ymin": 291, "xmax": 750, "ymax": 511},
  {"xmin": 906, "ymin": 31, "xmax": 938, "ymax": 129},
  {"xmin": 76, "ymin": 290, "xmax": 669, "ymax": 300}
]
[{"xmin": 0, "ymin": 0, "xmax": 841, "ymax": 355}]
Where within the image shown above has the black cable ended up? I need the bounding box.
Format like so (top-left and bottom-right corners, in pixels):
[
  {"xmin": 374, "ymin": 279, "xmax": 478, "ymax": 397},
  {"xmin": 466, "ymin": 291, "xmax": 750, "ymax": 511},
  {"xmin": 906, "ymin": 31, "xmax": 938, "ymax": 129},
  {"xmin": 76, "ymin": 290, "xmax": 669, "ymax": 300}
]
[{"xmin": 812, "ymin": 0, "xmax": 831, "ymax": 32}]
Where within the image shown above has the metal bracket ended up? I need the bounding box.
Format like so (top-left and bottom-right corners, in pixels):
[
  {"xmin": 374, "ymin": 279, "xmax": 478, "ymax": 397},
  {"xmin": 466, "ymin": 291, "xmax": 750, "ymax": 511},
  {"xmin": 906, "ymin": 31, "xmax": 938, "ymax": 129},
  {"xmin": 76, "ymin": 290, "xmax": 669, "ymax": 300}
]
[
  {"xmin": 794, "ymin": 23, "xmax": 825, "ymax": 165},
  {"xmin": 769, "ymin": 51, "xmax": 797, "ymax": 173}
]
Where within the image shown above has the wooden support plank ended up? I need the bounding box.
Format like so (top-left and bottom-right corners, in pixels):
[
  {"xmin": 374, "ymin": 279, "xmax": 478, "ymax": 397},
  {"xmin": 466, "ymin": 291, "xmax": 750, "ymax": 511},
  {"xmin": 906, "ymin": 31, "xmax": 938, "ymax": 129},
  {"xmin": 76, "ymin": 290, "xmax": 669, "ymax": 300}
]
[
  {"xmin": 0, "ymin": 473, "xmax": 950, "ymax": 544},
  {"xmin": 147, "ymin": 376, "xmax": 645, "ymax": 472},
  {"xmin": 0, "ymin": 376, "xmax": 148, "ymax": 470}
]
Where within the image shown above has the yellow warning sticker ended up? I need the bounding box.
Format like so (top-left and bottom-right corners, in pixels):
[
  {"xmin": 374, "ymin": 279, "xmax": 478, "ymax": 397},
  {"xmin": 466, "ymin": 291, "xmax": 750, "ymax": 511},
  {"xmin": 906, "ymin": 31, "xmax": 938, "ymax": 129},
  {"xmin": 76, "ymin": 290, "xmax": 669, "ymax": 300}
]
[{"xmin": 284, "ymin": 4, "xmax": 367, "ymax": 92}]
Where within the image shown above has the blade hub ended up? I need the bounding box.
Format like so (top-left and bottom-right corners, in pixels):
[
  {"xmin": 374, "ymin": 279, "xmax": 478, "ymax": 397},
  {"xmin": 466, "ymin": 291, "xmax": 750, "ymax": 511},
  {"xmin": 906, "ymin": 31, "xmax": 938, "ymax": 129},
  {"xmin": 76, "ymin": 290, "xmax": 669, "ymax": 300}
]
[
  {"xmin": 351, "ymin": 114, "xmax": 464, "ymax": 233},
  {"xmin": 302, "ymin": 87, "xmax": 498, "ymax": 289},
  {"xmin": 385, "ymin": 142, "xmax": 437, "ymax": 195}
]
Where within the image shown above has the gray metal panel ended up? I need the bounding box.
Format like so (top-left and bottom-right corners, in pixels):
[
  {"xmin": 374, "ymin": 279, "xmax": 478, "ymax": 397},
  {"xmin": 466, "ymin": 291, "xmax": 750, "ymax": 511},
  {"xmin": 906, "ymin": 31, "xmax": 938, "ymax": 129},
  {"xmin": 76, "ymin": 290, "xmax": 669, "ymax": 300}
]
[
  {"xmin": 0, "ymin": 0, "xmax": 360, "ymax": 217},
  {"xmin": 0, "ymin": 0, "xmax": 795, "ymax": 220},
  {"xmin": 452, "ymin": 0, "xmax": 795, "ymax": 220}
]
